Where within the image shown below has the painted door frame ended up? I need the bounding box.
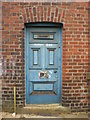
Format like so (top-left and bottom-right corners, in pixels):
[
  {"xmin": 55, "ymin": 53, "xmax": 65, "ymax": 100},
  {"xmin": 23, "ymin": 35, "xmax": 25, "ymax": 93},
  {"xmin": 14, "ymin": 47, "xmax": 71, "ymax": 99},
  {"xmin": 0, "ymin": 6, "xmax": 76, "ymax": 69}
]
[{"xmin": 25, "ymin": 22, "xmax": 63, "ymax": 105}]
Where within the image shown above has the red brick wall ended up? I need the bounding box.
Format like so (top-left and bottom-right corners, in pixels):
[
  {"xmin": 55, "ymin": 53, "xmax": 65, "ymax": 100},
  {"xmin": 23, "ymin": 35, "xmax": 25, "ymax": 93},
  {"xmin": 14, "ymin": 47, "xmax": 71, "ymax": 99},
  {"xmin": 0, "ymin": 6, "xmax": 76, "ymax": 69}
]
[
  {"xmin": 2, "ymin": 2, "xmax": 89, "ymax": 112},
  {"xmin": 88, "ymin": 1, "xmax": 90, "ymax": 114}
]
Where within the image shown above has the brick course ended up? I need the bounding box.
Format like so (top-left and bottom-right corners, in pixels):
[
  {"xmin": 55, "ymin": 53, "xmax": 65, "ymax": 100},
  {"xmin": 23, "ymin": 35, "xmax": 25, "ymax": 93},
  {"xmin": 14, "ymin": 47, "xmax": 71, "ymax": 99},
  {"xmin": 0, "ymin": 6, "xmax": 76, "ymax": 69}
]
[{"xmin": 2, "ymin": 2, "xmax": 89, "ymax": 112}]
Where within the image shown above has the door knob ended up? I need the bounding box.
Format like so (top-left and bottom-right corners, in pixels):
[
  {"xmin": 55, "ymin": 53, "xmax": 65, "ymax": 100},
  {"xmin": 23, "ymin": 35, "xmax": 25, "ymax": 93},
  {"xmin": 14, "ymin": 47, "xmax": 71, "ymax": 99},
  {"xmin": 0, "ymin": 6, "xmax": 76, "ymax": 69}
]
[{"xmin": 54, "ymin": 70, "xmax": 57, "ymax": 73}]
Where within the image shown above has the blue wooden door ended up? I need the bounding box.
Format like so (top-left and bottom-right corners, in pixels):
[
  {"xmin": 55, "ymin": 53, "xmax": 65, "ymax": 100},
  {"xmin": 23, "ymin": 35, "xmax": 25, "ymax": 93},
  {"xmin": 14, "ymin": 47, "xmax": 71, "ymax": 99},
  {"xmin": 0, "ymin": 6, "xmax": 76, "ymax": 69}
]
[{"xmin": 26, "ymin": 25, "xmax": 62, "ymax": 104}]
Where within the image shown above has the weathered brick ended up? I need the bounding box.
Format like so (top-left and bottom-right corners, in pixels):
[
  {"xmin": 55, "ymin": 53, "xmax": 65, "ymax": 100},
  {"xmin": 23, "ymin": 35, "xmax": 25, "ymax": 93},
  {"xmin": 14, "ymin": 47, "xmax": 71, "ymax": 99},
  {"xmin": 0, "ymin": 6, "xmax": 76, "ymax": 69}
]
[{"xmin": 2, "ymin": 2, "xmax": 89, "ymax": 112}]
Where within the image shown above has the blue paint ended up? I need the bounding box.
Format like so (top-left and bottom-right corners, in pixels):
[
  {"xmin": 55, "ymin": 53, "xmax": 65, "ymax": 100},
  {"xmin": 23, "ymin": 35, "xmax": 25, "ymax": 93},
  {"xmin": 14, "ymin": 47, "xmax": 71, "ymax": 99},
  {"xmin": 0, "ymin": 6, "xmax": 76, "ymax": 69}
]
[
  {"xmin": 33, "ymin": 50, "xmax": 38, "ymax": 65},
  {"xmin": 25, "ymin": 23, "xmax": 63, "ymax": 104},
  {"xmin": 34, "ymin": 83, "xmax": 53, "ymax": 91},
  {"xmin": 49, "ymin": 50, "xmax": 54, "ymax": 65}
]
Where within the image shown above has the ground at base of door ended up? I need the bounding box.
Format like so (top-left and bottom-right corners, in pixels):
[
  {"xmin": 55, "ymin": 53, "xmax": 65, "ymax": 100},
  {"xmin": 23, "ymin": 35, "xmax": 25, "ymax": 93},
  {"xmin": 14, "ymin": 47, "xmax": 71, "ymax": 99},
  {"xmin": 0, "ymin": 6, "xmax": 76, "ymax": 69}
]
[{"xmin": 1, "ymin": 112, "xmax": 89, "ymax": 118}]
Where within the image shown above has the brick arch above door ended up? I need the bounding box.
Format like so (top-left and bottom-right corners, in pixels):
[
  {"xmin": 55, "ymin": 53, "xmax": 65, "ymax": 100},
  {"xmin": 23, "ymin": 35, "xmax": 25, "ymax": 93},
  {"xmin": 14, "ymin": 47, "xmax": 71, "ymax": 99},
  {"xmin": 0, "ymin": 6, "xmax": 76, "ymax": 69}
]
[{"xmin": 23, "ymin": 5, "xmax": 65, "ymax": 23}]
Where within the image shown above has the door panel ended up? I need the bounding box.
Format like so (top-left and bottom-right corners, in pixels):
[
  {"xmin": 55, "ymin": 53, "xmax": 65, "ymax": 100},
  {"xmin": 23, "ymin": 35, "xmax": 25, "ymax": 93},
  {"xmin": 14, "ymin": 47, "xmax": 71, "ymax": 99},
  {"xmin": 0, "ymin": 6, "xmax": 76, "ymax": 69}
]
[
  {"xmin": 45, "ymin": 44, "xmax": 58, "ymax": 69},
  {"xmin": 26, "ymin": 26, "xmax": 62, "ymax": 104},
  {"xmin": 29, "ymin": 44, "xmax": 42, "ymax": 69},
  {"xmin": 29, "ymin": 28, "xmax": 58, "ymax": 44}
]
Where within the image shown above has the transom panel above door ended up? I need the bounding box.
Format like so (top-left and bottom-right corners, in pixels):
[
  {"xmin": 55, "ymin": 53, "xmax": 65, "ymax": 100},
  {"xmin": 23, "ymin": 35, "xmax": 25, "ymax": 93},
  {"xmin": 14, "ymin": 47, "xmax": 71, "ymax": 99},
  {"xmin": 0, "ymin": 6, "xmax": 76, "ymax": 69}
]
[{"xmin": 25, "ymin": 23, "xmax": 62, "ymax": 104}]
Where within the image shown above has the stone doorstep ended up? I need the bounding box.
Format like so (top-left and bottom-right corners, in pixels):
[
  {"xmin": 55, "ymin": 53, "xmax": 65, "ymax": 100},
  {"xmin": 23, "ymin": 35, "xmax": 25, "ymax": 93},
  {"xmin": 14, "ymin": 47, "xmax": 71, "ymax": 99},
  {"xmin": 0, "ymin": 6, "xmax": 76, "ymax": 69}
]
[{"xmin": 16, "ymin": 104, "xmax": 71, "ymax": 116}]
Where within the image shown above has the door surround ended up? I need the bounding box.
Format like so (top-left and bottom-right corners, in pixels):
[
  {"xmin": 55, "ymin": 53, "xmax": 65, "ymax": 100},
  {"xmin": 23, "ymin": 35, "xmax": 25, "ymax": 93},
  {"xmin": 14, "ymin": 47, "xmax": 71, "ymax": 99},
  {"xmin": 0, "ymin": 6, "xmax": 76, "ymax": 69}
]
[{"xmin": 25, "ymin": 22, "xmax": 63, "ymax": 105}]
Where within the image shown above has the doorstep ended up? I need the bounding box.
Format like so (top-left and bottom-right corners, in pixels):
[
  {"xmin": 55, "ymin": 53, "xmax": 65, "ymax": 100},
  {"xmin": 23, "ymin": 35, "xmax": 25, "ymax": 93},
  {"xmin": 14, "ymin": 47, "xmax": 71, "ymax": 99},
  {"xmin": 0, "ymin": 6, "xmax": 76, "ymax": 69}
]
[{"xmin": 16, "ymin": 104, "xmax": 71, "ymax": 116}]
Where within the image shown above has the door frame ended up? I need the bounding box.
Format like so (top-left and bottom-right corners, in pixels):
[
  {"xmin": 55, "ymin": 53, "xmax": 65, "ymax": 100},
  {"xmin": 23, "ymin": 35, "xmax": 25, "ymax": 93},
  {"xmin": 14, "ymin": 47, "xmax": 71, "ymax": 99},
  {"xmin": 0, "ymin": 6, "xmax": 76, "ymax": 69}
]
[{"xmin": 25, "ymin": 22, "xmax": 63, "ymax": 105}]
